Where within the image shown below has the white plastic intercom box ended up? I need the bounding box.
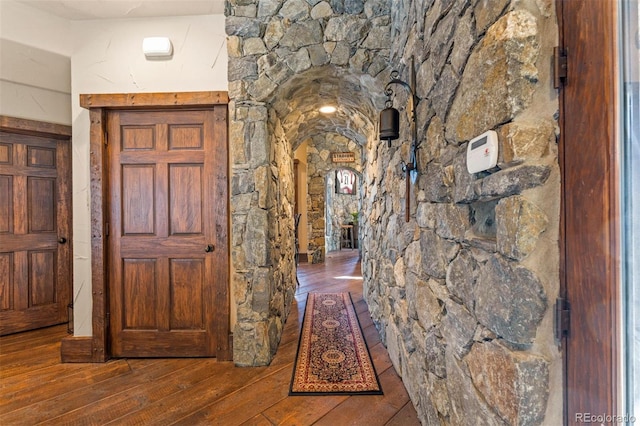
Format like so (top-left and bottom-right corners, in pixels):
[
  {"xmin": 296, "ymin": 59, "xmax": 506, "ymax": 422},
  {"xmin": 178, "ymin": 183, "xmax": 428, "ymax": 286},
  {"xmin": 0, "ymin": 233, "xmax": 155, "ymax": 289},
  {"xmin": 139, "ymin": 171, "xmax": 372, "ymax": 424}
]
[{"xmin": 466, "ymin": 130, "xmax": 498, "ymax": 174}]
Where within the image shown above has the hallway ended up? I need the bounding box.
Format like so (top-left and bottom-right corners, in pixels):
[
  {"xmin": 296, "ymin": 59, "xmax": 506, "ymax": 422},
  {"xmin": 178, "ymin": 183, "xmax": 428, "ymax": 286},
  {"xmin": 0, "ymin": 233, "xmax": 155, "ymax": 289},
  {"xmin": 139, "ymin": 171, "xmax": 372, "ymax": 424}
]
[{"xmin": 0, "ymin": 251, "xmax": 419, "ymax": 425}]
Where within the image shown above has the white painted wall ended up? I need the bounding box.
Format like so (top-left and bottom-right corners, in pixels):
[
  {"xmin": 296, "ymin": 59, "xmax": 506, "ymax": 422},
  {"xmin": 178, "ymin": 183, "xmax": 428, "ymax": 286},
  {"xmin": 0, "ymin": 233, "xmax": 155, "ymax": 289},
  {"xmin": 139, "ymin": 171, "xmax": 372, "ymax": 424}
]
[
  {"xmin": 0, "ymin": 1, "xmax": 74, "ymax": 55},
  {"xmin": 1, "ymin": 0, "xmax": 228, "ymax": 337},
  {"xmin": 0, "ymin": 1, "xmax": 73, "ymax": 124},
  {"xmin": 71, "ymin": 14, "xmax": 228, "ymax": 335}
]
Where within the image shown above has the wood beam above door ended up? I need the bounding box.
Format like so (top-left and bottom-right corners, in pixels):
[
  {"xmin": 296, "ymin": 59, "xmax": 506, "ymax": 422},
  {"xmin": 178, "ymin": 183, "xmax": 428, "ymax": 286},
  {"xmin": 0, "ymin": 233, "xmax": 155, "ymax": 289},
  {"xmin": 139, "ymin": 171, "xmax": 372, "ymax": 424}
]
[{"xmin": 79, "ymin": 91, "xmax": 229, "ymax": 109}]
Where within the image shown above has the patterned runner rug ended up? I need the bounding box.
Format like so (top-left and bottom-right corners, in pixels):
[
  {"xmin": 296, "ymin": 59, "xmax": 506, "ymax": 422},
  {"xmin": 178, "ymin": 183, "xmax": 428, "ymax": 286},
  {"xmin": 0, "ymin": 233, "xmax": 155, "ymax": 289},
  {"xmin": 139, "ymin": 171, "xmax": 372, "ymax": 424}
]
[{"xmin": 289, "ymin": 292, "xmax": 383, "ymax": 395}]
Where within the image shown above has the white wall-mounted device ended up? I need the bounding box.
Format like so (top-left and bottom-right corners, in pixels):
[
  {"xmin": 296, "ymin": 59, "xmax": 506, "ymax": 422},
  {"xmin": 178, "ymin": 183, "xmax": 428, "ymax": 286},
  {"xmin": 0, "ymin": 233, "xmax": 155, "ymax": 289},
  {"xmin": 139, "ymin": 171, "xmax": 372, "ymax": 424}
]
[
  {"xmin": 466, "ymin": 130, "xmax": 499, "ymax": 174},
  {"xmin": 142, "ymin": 37, "xmax": 173, "ymax": 58}
]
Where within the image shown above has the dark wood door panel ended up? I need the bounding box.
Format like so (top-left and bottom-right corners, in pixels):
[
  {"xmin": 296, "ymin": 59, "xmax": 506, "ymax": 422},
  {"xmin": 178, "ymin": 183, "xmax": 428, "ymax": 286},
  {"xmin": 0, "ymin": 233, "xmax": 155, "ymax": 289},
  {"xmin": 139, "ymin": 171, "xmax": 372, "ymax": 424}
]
[
  {"xmin": 108, "ymin": 108, "xmax": 225, "ymax": 358},
  {"xmin": 169, "ymin": 258, "xmax": 205, "ymax": 330},
  {"xmin": 121, "ymin": 258, "xmax": 159, "ymax": 329},
  {"xmin": 27, "ymin": 145, "xmax": 57, "ymax": 168},
  {"xmin": 0, "ymin": 175, "xmax": 14, "ymax": 233},
  {"xmin": 168, "ymin": 125, "xmax": 206, "ymax": 150},
  {"xmin": 169, "ymin": 164, "xmax": 204, "ymax": 236},
  {"xmin": 0, "ymin": 253, "xmax": 13, "ymax": 311},
  {"xmin": 29, "ymin": 250, "xmax": 58, "ymax": 306},
  {"xmin": 0, "ymin": 119, "xmax": 71, "ymax": 336},
  {"xmin": 121, "ymin": 126, "xmax": 155, "ymax": 151},
  {"xmin": 28, "ymin": 177, "xmax": 57, "ymax": 233},
  {"xmin": 121, "ymin": 164, "xmax": 156, "ymax": 235},
  {"xmin": 0, "ymin": 142, "xmax": 11, "ymax": 163}
]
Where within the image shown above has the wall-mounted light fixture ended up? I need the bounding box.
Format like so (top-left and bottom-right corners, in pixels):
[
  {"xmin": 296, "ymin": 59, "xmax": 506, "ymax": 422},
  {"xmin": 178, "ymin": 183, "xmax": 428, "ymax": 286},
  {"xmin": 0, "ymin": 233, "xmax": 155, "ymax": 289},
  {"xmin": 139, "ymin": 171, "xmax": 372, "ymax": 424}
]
[
  {"xmin": 379, "ymin": 57, "xmax": 420, "ymax": 222},
  {"xmin": 379, "ymin": 57, "xmax": 419, "ymax": 175}
]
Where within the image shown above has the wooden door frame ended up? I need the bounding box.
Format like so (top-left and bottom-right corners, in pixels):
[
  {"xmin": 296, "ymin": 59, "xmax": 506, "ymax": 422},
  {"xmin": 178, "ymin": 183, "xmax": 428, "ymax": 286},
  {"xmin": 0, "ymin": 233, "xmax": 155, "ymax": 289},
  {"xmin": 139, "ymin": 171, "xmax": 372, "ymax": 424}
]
[
  {"xmin": 0, "ymin": 116, "xmax": 71, "ymax": 140},
  {"xmin": 557, "ymin": 1, "xmax": 620, "ymax": 422},
  {"xmin": 61, "ymin": 92, "xmax": 231, "ymax": 362}
]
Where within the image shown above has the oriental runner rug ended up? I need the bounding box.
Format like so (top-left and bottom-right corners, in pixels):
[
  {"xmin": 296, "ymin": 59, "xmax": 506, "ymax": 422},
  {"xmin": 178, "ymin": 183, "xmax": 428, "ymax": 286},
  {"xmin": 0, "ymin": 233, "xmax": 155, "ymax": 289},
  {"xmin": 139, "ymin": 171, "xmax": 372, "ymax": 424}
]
[{"xmin": 289, "ymin": 292, "xmax": 383, "ymax": 395}]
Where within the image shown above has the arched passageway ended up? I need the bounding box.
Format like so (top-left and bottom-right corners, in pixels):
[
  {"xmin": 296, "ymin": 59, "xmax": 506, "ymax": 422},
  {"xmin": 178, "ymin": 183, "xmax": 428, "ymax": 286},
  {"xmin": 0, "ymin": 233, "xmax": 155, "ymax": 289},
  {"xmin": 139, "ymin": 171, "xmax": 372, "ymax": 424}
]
[
  {"xmin": 294, "ymin": 132, "xmax": 364, "ymax": 262},
  {"xmin": 228, "ymin": 47, "xmax": 389, "ymax": 366}
]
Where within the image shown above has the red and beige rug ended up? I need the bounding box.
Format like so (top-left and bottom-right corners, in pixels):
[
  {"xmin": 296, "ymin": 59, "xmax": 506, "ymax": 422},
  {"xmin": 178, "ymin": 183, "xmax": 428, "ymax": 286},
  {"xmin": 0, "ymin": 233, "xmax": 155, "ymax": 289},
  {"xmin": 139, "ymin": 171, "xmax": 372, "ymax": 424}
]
[{"xmin": 289, "ymin": 292, "xmax": 383, "ymax": 395}]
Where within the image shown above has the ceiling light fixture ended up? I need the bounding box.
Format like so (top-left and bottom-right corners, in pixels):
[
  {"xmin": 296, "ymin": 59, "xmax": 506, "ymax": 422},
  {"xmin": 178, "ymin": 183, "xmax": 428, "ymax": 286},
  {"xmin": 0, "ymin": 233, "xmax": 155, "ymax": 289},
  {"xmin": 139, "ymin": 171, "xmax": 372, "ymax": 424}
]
[{"xmin": 319, "ymin": 105, "xmax": 337, "ymax": 114}]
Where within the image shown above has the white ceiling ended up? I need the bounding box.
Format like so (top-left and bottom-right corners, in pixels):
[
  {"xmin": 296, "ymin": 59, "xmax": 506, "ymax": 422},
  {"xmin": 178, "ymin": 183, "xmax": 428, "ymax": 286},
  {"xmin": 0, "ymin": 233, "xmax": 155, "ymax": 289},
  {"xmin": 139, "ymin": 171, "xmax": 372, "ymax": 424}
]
[{"xmin": 14, "ymin": 0, "xmax": 226, "ymax": 20}]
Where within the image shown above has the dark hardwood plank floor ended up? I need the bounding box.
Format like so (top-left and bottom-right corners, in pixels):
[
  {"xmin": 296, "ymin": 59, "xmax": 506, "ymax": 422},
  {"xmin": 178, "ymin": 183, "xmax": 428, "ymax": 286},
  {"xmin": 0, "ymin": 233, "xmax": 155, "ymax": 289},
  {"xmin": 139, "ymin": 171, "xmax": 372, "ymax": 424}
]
[{"xmin": 0, "ymin": 250, "xmax": 420, "ymax": 425}]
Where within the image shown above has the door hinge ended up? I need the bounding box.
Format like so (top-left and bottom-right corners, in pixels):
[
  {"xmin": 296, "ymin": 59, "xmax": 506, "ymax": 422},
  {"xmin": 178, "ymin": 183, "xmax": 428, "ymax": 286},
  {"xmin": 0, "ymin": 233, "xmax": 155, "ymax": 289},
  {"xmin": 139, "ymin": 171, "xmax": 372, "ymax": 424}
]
[
  {"xmin": 554, "ymin": 47, "xmax": 568, "ymax": 89},
  {"xmin": 105, "ymin": 223, "xmax": 110, "ymax": 236},
  {"xmin": 554, "ymin": 297, "xmax": 570, "ymax": 340},
  {"xmin": 106, "ymin": 312, "xmax": 110, "ymax": 323}
]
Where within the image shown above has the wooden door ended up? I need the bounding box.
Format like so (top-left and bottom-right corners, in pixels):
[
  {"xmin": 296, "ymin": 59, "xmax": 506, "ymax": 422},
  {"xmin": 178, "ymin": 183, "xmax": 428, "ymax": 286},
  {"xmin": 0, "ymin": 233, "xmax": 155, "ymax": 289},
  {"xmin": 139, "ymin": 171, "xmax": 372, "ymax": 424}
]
[
  {"xmin": 0, "ymin": 117, "xmax": 72, "ymax": 335},
  {"xmin": 107, "ymin": 109, "xmax": 227, "ymax": 357},
  {"xmin": 558, "ymin": 0, "xmax": 619, "ymax": 422}
]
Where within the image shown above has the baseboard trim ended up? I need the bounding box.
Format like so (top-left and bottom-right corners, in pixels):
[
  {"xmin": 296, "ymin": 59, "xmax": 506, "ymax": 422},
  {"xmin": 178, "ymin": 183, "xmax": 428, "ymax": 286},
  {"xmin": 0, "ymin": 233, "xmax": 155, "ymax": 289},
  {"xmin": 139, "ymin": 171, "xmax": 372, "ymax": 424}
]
[
  {"xmin": 217, "ymin": 332, "xmax": 233, "ymax": 361},
  {"xmin": 60, "ymin": 336, "xmax": 94, "ymax": 363}
]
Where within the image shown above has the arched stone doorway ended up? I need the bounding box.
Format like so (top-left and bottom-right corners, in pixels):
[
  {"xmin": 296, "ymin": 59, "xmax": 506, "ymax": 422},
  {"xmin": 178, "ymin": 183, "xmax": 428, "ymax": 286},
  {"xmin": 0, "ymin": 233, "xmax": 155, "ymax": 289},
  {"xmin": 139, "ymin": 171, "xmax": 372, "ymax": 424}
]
[
  {"xmin": 295, "ymin": 132, "xmax": 363, "ymax": 262},
  {"xmin": 226, "ymin": 2, "xmax": 390, "ymax": 364}
]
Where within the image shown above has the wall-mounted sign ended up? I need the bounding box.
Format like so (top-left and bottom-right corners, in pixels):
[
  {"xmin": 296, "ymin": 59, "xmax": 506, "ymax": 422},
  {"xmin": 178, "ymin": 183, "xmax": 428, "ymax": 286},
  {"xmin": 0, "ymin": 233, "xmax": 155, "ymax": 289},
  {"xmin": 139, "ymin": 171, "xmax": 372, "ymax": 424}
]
[{"xmin": 331, "ymin": 152, "xmax": 355, "ymax": 163}]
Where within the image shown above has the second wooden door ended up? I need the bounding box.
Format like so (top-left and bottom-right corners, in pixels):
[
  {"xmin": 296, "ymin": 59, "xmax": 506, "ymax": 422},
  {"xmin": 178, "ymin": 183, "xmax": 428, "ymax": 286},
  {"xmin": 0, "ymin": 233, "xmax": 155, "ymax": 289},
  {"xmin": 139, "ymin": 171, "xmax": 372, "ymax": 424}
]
[{"xmin": 0, "ymin": 118, "xmax": 72, "ymax": 336}]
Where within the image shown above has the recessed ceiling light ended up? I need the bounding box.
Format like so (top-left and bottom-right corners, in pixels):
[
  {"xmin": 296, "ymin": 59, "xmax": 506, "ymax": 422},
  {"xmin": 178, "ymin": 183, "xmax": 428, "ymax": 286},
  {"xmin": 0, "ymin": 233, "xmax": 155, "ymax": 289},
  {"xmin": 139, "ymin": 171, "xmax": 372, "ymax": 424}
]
[{"xmin": 319, "ymin": 105, "xmax": 337, "ymax": 114}]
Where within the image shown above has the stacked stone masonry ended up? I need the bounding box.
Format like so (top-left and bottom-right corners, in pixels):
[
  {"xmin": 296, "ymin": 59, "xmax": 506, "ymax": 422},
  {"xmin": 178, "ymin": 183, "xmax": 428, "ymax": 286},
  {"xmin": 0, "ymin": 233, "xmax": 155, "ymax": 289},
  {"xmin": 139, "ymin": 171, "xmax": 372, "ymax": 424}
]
[
  {"xmin": 227, "ymin": 0, "xmax": 561, "ymax": 424},
  {"xmin": 361, "ymin": 1, "xmax": 561, "ymax": 424}
]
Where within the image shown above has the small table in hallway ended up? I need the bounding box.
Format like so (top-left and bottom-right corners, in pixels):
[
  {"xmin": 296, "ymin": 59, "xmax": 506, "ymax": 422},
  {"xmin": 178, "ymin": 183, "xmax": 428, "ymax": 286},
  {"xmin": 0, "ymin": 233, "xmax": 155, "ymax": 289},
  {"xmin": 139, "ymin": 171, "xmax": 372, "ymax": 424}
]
[{"xmin": 340, "ymin": 224, "xmax": 356, "ymax": 249}]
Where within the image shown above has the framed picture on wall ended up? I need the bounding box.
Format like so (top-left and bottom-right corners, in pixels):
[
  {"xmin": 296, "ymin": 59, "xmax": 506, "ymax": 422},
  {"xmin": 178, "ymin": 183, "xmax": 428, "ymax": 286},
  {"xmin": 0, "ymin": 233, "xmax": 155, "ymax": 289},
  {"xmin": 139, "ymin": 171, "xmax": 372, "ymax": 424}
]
[{"xmin": 336, "ymin": 169, "xmax": 356, "ymax": 195}]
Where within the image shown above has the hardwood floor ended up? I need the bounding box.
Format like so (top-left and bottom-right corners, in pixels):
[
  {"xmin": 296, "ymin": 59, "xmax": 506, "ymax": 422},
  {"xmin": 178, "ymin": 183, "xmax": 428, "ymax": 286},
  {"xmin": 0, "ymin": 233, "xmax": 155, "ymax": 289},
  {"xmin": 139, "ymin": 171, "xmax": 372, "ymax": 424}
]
[{"xmin": 0, "ymin": 250, "xmax": 420, "ymax": 425}]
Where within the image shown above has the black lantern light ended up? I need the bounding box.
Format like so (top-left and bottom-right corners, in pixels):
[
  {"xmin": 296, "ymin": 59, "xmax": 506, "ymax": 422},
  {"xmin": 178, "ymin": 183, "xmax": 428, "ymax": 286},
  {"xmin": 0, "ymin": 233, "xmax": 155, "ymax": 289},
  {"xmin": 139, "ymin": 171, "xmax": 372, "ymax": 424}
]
[
  {"xmin": 379, "ymin": 57, "xmax": 421, "ymax": 222},
  {"xmin": 380, "ymin": 95, "xmax": 400, "ymax": 147},
  {"xmin": 379, "ymin": 62, "xmax": 418, "ymax": 151}
]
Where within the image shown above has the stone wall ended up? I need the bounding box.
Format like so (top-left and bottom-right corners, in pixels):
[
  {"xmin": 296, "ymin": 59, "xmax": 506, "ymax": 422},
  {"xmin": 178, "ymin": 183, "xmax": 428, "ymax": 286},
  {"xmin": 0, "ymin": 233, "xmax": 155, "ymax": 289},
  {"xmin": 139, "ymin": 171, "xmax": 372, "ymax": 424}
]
[
  {"xmin": 361, "ymin": 0, "xmax": 562, "ymax": 424},
  {"xmin": 230, "ymin": 101, "xmax": 299, "ymax": 366}
]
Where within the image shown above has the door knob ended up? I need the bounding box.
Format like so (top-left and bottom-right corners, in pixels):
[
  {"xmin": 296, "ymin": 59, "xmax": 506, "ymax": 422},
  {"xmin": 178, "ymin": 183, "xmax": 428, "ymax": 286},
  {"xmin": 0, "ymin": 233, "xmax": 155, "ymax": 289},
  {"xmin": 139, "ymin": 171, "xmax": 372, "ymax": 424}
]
[
  {"xmin": 58, "ymin": 237, "xmax": 67, "ymax": 244},
  {"xmin": 205, "ymin": 244, "xmax": 214, "ymax": 252}
]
